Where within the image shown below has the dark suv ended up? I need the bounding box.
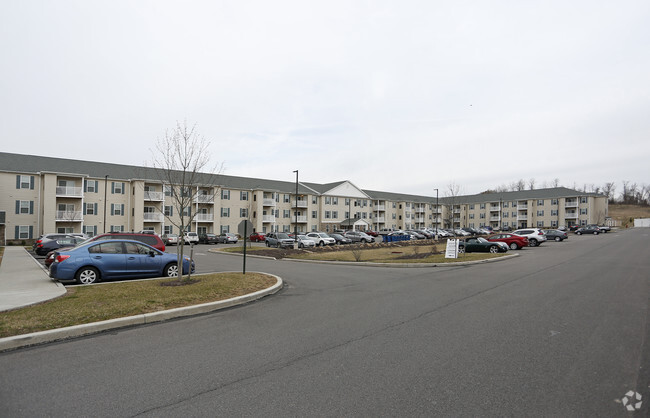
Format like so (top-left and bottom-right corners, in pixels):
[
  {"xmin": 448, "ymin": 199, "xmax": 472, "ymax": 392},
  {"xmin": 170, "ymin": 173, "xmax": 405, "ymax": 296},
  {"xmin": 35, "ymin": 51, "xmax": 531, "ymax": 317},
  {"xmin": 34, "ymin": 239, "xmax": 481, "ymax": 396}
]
[{"xmin": 88, "ymin": 233, "xmax": 166, "ymax": 251}]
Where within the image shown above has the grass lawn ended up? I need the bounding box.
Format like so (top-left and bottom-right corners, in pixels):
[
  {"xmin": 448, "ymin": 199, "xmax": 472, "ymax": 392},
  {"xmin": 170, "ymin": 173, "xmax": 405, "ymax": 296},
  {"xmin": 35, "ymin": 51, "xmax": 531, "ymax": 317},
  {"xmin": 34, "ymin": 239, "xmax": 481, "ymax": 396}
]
[
  {"xmin": 0, "ymin": 272, "xmax": 275, "ymax": 338},
  {"xmin": 220, "ymin": 243, "xmax": 508, "ymax": 263}
]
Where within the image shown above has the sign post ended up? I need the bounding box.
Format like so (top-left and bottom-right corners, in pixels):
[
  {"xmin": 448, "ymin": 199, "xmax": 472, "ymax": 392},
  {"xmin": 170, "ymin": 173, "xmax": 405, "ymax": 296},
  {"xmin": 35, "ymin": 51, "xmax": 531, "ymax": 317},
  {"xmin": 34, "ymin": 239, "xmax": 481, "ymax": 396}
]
[
  {"xmin": 445, "ymin": 238, "xmax": 459, "ymax": 259},
  {"xmin": 238, "ymin": 220, "xmax": 254, "ymax": 275}
]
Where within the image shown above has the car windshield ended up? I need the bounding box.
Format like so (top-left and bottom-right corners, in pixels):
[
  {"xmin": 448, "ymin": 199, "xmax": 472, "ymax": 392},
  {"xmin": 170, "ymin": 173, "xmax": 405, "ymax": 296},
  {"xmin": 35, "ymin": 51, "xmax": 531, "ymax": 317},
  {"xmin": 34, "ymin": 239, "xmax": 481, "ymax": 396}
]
[
  {"xmin": 477, "ymin": 237, "xmax": 488, "ymax": 243},
  {"xmin": 277, "ymin": 233, "xmax": 290, "ymax": 239},
  {"xmin": 319, "ymin": 233, "xmax": 331, "ymax": 238}
]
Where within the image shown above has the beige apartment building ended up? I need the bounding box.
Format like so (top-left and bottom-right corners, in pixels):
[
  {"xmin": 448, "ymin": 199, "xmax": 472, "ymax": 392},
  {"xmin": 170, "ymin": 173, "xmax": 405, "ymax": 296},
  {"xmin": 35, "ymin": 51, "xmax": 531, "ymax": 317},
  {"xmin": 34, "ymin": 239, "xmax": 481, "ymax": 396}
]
[{"xmin": 0, "ymin": 152, "xmax": 608, "ymax": 244}]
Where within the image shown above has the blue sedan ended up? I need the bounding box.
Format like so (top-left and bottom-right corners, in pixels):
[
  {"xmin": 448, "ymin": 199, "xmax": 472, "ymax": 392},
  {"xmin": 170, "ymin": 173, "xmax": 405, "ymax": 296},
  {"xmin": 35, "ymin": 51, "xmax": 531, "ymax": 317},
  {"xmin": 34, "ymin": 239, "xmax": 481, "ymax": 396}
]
[{"xmin": 49, "ymin": 240, "xmax": 195, "ymax": 284}]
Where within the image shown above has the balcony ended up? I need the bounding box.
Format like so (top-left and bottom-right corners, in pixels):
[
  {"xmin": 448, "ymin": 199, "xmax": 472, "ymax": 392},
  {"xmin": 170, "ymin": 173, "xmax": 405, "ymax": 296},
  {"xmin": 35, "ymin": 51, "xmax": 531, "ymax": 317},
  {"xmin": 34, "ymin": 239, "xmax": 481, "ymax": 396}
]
[
  {"xmin": 292, "ymin": 201, "xmax": 308, "ymax": 208},
  {"xmin": 565, "ymin": 211, "xmax": 578, "ymax": 219},
  {"xmin": 262, "ymin": 215, "xmax": 276, "ymax": 223},
  {"xmin": 195, "ymin": 213, "xmax": 214, "ymax": 222},
  {"xmin": 55, "ymin": 211, "xmax": 83, "ymax": 221},
  {"xmin": 416, "ymin": 207, "xmax": 425, "ymax": 214},
  {"xmin": 565, "ymin": 201, "xmax": 578, "ymax": 208},
  {"xmin": 143, "ymin": 212, "xmax": 164, "ymax": 222},
  {"xmin": 517, "ymin": 214, "xmax": 528, "ymax": 220},
  {"xmin": 375, "ymin": 217, "xmax": 385, "ymax": 223},
  {"xmin": 518, "ymin": 204, "xmax": 528, "ymax": 210},
  {"xmin": 490, "ymin": 216, "xmax": 500, "ymax": 221},
  {"xmin": 263, "ymin": 198, "xmax": 276, "ymax": 207},
  {"xmin": 490, "ymin": 205, "xmax": 501, "ymax": 212},
  {"xmin": 194, "ymin": 195, "xmax": 214, "ymax": 204},
  {"xmin": 294, "ymin": 216, "xmax": 308, "ymax": 223},
  {"xmin": 144, "ymin": 191, "xmax": 164, "ymax": 201},
  {"xmin": 375, "ymin": 205, "xmax": 385, "ymax": 211},
  {"xmin": 415, "ymin": 216, "xmax": 425, "ymax": 223},
  {"xmin": 453, "ymin": 217, "xmax": 461, "ymax": 223},
  {"xmin": 56, "ymin": 186, "xmax": 83, "ymax": 197}
]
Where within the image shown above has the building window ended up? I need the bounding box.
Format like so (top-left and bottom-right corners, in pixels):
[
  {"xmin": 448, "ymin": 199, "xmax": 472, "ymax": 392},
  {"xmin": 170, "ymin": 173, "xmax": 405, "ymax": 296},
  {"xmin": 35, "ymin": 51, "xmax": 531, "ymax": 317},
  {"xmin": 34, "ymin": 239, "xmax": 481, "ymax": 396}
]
[
  {"xmin": 480, "ymin": 213, "xmax": 485, "ymax": 219},
  {"xmin": 503, "ymin": 202, "xmax": 509, "ymax": 208},
  {"xmin": 392, "ymin": 202, "xmax": 396, "ymax": 208},
  {"xmin": 84, "ymin": 225, "xmax": 97, "ymax": 236},
  {"xmin": 85, "ymin": 203, "xmax": 96, "ymax": 215},
  {"xmin": 551, "ymin": 199, "xmax": 558, "ymax": 205},
  {"xmin": 580, "ymin": 208, "xmax": 588, "ymax": 215},
  {"xmin": 362, "ymin": 212, "xmax": 367, "ymax": 219},
  {"xmin": 16, "ymin": 225, "xmax": 31, "ymax": 239},
  {"xmin": 164, "ymin": 185, "xmax": 173, "ymax": 196},
  {"xmin": 333, "ymin": 197, "xmax": 338, "ymax": 205},
  {"xmin": 537, "ymin": 200, "xmax": 544, "ymax": 206},
  {"xmin": 283, "ymin": 210, "xmax": 290, "ymax": 218},
  {"xmin": 221, "ymin": 189, "xmax": 230, "ymax": 200},
  {"xmin": 85, "ymin": 180, "xmax": 97, "ymax": 193},
  {"xmin": 551, "ymin": 210, "xmax": 558, "ymax": 216},
  {"xmin": 392, "ymin": 213, "xmax": 396, "ymax": 219},
  {"xmin": 220, "ymin": 225, "xmax": 230, "ymax": 234},
  {"xmin": 469, "ymin": 214, "xmax": 475, "ymax": 219},
  {"xmin": 312, "ymin": 196, "xmax": 317, "ymax": 204},
  {"xmin": 164, "ymin": 225, "xmax": 173, "ymax": 234},
  {"xmin": 537, "ymin": 210, "xmax": 544, "ymax": 216},
  {"xmin": 580, "ymin": 197, "xmax": 587, "ymax": 204},
  {"xmin": 325, "ymin": 211, "xmax": 331, "ymax": 219},
  {"xmin": 221, "ymin": 208, "xmax": 230, "ymax": 217},
  {"xmin": 112, "ymin": 182, "xmax": 125, "ymax": 194},
  {"xmin": 325, "ymin": 196, "xmax": 331, "ymax": 205},
  {"xmin": 551, "ymin": 220, "xmax": 558, "ymax": 227},
  {"xmin": 111, "ymin": 225, "xmax": 125, "ymax": 232},
  {"xmin": 332, "ymin": 211, "xmax": 338, "ymax": 219},
  {"xmin": 16, "ymin": 200, "xmax": 32, "ymax": 214},
  {"xmin": 345, "ymin": 198, "xmax": 350, "ymax": 205},
  {"xmin": 240, "ymin": 208, "xmax": 248, "ymax": 217},
  {"xmin": 283, "ymin": 194, "xmax": 290, "ymax": 203},
  {"xmin": 503, "ymin": 212, "xmax": 508, "ymax": 218},
  {"xmin": 111, "ymin": 204, "xmax": 124, "ymax": 216},
  {"xmin": 480, "ymin": 203, "xmax": 485, "ymax": 209},
  {"xmin": 240, "ymin": 191, "xmax": 248, "ymax": 201},
  {"xmin": 312, "ymin": 210, "xmax": 317, "ymax": 219},
  {"xmin": 164, "ymin": 206, "xmax": 173, "ymax": 216},
  {"xmin": 469, "ymin": 204, "xmax": 474, "ymax": 210},
  {"xmin": 537, "ymin": 221, "xmax": 544, "ymax": 227}
]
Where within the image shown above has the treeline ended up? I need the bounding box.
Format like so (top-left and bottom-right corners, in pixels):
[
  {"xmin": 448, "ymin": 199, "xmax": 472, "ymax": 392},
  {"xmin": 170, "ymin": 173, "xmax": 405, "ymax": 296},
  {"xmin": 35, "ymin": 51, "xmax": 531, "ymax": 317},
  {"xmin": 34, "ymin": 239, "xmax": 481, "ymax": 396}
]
[{"xmin": 481, "ymin": 179, "xmax": 649, "ymax": 206}]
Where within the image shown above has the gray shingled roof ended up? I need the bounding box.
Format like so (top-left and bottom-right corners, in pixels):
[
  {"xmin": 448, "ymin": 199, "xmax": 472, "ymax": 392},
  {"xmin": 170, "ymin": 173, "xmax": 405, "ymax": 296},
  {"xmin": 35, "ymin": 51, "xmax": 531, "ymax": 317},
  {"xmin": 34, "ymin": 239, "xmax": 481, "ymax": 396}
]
[{"xmin": 0, "ymin": 152, "xmax": 603, "ymax": 202}]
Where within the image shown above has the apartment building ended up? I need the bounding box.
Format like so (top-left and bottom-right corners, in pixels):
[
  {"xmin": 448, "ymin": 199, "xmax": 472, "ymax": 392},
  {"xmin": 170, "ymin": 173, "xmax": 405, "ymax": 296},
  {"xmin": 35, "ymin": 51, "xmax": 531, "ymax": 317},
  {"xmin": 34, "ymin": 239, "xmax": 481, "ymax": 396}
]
[{"xmin": 0, "ymin": 152, "xmax": 608, "ymax": 244}]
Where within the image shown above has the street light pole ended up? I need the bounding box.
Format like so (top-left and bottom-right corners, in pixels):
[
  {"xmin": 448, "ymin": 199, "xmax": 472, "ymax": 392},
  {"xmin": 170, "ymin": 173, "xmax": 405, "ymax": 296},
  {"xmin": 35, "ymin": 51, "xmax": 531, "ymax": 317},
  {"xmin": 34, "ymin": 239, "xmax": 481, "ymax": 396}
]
[{"xmin": 293, "ymin": 170, "xmax": 298, "ymax": 242}]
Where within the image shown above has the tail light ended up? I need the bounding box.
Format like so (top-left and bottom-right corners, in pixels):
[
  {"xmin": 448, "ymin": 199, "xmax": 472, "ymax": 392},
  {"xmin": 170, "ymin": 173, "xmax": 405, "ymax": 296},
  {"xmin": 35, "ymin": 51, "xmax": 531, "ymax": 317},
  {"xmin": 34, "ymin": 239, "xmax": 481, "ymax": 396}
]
[
  {"xmin": 55, "ymin": 255, "xmax": 70, "ymax": 263},
  {"xmin": 37, "ymin": 244, "xmax": 43, "ymax": 248},
  {"xmin": 538, "ymin": 231, "xmax": 544, "ymax": 235}
]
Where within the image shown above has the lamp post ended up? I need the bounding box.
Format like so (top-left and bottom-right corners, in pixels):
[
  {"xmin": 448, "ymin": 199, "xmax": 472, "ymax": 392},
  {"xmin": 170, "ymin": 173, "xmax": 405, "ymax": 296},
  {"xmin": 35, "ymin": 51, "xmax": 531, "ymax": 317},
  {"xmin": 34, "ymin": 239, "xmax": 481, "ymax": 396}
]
[
  {"xmin": 103, "ymin": 175, "xmax": 108, "ymax": 233},
  {"xmin": 293, "ymin": 170, "xmax": 298, "ymax": 242},
  {"xmin": 434, "ymin": 188, "xmax": 439, "ymax": 240}
]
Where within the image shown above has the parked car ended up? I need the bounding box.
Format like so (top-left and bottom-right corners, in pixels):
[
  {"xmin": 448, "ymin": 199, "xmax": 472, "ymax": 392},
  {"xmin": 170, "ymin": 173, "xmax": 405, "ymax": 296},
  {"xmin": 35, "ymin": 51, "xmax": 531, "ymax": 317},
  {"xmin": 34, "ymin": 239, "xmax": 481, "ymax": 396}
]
[
  {"xmin": 406, "ymin": 230, "xmax": 426, "ymax": 240},
  {"xmin": 249, "ymin": 232, "xmax": 266, "ymax": 242},
  {"xmin": 329, "ymin": 233, "xmax": 352, "ymax": 245},
  {"xmin": 49, "ymin": 239, "xmax": 194, "ymax": 284},
  {"xmin": 458, "ymin": 237, "xmax": 509, "ymax": 253},
  {"xmin": 217, "ymin": 233, "xmax": 239, "ymax": 244},
  {"xmin": 306, "ymin": 232, "xmax": 336, "ymax": 246},
  {"xmin": 86, "ymin": 232, "xmax": 166, "ymax": 252},
  {"xmin": 511, "ymin": 228, "xmax": 547, "ymax": 247},
  {"xmin": 295, "ymin": 235, "xmax": 316, "ymax": 248},
  {"xmin": 575, "ymin": 225, "xmax": 601, "ymax": 235},
  {"xmin": 199, "ymin": 233, "xmax": 219, "ymax": 244},
  {"xmin": 542, "ymin": 229, "xmax": 568, "ymax": 242},
  {"xmin": 487, "ymin": 233, "xmax": 529, "ymax": 250},
  {"xmin": 35, "ymin": 236, "xmax": 86, "ymax": 256},
  {"xmin": 162, "ymin": 233, "xmax": 179, "ymax": 246},
  {"xmin": 365, "ymin": 230, "xmax": 379, "ymax": 237},
  {"xmin": 588, "ymin": 224, "xmax": 610, "ymax": 233},
  {"xmin": 343, "ymin": 231, "xmax": 374, "ymax": 243},
  {"xmin": 184, "ymin": 232, "xmax": 200, "ymax": 244},
  {"xmin": 33, "ymin": 234, "xmax": 72, "ymax": 251},
  {"xmin": 265, "ymin": 233, "xmax": 295, "ymax": 248},
  {"xmin": 453, "ymin": 229, "xmax": 471, "ymax": 237}
]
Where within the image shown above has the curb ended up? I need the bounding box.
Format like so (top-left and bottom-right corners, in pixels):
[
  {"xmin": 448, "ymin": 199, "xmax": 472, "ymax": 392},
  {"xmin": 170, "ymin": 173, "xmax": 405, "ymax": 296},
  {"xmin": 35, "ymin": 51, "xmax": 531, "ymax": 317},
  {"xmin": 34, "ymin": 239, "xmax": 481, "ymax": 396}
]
[
  {"xmin": 208, "ymin": 248, "xmax": 277, "ymax": 260},
  {"xmin": 0, "ymin": 273, "xmax": 283, "ymax": 352},
  {"xmin": 282, "ymin": 253, "xmax": 519, "ymax": 267}
]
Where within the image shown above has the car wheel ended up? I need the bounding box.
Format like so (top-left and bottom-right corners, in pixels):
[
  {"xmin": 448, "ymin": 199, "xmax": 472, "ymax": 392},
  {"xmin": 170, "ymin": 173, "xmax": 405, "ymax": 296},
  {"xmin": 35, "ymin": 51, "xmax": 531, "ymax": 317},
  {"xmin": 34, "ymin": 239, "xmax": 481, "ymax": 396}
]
[
  {"xmin": 489, "ymin": 245, "xmax": 499, "ymax": 254},
  {"xmin": 75, "ymin": 267, "xmax": 99, "ymax": 284},
  {"xmin": 276, "ymin": 243, "xmax": 281, "ymax": 248},
  {"xmin": 509, "ymin": 242, "xmax": 518, "ymax": 250},
  {"xmin": 319, "ymin": 241, "xmax": 325, "ymax": 247},
  {"xmin": 594, "ymin": 231, "xmax": 599, "ymax": 235},
  {"xmin": 529, "ymin": 239, "xmax": 538, "ymax": 247},
  {"xmin": 555, "ymin": 236, "xmax": 561, "ymax": 242},
  {"xmin": 576, "ymin": 231, "xmax": 582, "ymax": 235},
  {"xmin": 266, "ymin": 241, "xmax": 270, "ymax": 247},
  {"xmin": 458, "ymin": 246, "xmax": 465, "ymax": 254},
  {"xmin": 164, "ymin": 263, "xmax": 179, "ymax": 277},
  {"xmin": 299, "ymin": 243, "xmax": 304, "ymax": 249}
]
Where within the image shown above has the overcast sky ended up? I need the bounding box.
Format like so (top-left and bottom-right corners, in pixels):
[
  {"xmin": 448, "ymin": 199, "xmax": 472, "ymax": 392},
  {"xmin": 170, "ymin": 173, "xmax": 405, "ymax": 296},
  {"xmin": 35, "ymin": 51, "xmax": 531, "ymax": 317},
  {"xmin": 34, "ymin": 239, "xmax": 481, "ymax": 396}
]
[{"xmin": 2, "ymin": 1, "xmax": 648, "ymax": 197}]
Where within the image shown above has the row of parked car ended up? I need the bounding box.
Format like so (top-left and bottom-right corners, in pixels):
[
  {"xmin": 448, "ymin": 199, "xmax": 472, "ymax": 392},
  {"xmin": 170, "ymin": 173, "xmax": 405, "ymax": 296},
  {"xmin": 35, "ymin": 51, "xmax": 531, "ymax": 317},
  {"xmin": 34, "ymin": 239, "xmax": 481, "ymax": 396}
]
[{"xmin": 261, "ymin": 230, "xmax": 377, "ymax": 249}]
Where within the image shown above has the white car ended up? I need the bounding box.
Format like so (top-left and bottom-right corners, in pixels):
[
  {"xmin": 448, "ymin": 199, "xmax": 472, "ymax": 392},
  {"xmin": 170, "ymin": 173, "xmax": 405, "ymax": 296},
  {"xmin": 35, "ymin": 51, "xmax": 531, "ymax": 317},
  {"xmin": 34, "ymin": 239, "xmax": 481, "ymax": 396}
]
[
  {"xmin": 305, "ymin": 232, "xmax": 336, "ymax": 246},
  {"xmin": 184, "ymin": 232, "xmax": 200, "ymax": 244},
  {"xmin": 296, "ymin": 235, "xmax": 316, "ymax": 248},
  {"xmin": 511, "ymin": 228, "xmax": 547, "ymax": 247}
]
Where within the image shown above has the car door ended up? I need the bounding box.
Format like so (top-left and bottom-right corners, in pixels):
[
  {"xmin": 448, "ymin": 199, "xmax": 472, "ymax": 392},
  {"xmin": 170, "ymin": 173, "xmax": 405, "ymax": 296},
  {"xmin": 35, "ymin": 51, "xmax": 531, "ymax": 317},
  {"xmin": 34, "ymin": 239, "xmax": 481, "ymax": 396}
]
[
  {"xmin": 87, "ymin": 242, "xmax": 127, "ymax": 278},
  {"xmin": 124, "ymin": 242, "xmax": 162, "ymax": 277}
]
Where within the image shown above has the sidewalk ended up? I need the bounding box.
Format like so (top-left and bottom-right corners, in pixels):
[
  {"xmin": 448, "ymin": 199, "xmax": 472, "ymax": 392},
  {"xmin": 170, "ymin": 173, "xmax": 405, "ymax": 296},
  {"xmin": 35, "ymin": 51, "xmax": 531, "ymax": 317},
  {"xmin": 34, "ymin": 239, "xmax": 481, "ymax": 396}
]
[{"xmin": 0, "ymin": 247, "xmax": 66, "ymax": 312}]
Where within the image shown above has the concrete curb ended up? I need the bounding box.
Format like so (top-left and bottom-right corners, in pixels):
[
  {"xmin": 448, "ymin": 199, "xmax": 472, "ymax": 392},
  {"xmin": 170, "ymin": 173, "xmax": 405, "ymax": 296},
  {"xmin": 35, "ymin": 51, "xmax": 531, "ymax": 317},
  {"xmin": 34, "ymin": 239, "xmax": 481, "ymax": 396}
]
[
  {"xmin": 208, "ymin": 248, "xmax": 277, "ymax": 260},
  {"xmin": 0, "ymin": 273, "xmax": 283, "ymax": 352},
  {"xmin": 282, "ymin": 253, "xmax": 519, "ymax": 267}
]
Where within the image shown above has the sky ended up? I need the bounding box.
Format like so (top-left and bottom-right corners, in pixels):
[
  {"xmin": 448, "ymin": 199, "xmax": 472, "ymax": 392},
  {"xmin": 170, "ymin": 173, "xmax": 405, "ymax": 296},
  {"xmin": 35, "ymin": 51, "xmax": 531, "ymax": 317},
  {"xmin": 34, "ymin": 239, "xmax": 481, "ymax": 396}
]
[{"xmin": 1, "ymin": 0, "xmax": 649, "ymax": 198}]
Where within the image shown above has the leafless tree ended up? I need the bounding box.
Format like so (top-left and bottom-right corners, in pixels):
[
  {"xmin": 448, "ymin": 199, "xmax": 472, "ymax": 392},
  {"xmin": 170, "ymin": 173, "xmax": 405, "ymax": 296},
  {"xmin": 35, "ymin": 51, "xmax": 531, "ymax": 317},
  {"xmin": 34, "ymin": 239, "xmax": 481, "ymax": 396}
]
[
  {"xmin": 149, "ymin": 121, "xmax": 221, "ymax": 281},
  {"xmin": 602, "ymin": 182, "xmax": 616, "ymax": 203},
  {"xmin": 443, "ymin": 182, "xmax": 462, "ymax": 228},
  {"xmin": 528, "ymin": 178, "xmax": 536, "ymax": 190},
  {"xmin": 551, "ymin": 178, "xmax": 560, "ymax": 188}
]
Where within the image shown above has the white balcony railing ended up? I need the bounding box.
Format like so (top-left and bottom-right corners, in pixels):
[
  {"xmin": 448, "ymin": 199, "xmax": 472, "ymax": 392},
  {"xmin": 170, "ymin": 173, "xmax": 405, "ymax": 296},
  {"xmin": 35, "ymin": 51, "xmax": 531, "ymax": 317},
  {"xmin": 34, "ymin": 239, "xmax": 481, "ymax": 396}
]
[
  {"xmin": 144, "ymin": 191, "xmax": 164, "ymax": 201},
  {"xmin": 565, "ymin": 202, "xmax": 578, "ymax": 208},
  {"xmin": 56, "ymin": 211, "xmax": 83, "ymax": 221},
  {"xmin": 56, "ymin": 186, "xmax": 83, "ymax": 197},
  {"xmin": 490, "ymin": 216, "xmax": 500, "ymax": 221},
  {"xmin": 263, "ymin": 215, "xmax": 276, "ymax": 222},
  {"xmin": 294, "ymin": 216, "xmax": 308, "ymax": 223},
  {"xmin": 518, "ymin": 204, "xmax": 528, "ymax": 210},
  {"xmin": 564, "ymin": 212, "xmax": 578, "ymax": 219},
  {"xmin": 194, "ymin": 195, "xmax": 214, "ymax": 204},
  {"xmin": 415, "ymin": 216, "xmax": 425, "ymax": 223},
  {"xmin": 375, "ymin": 217, "xmax": 385, "ymax": 223},
  {"xmin": 490, "ymin": 206, "xmax": 501, "ymax": 211},
  {"xmin": 143, "ymin": 212, "xmax": 164, "ymax": 222},
  {"xmin": 263, "ymin": 198, "xmax": 276, "ymax": 207},
  {"xmin": 375, "ymin": 205, "xmax": 385, "ymax": 211},
  {"xmin": 518, "ymin": 215, "xmax": 528, "ymax": 220},
  {"xmin": 195, "ymin": 213, "xmax": 214, "ymax": 222},
  {"xmin": 292, "ymin": 201, "xmax": 308, "ymax": 208}
]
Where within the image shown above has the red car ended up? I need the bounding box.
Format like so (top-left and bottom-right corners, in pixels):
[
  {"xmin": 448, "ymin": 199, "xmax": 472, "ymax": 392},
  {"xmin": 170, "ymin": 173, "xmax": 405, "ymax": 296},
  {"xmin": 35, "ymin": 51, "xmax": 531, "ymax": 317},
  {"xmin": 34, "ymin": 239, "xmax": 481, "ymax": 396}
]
[
  {"xmin": 487, "ymin": 233, "xmax": 529, "ymax": 250},
  {"xmin": 365, "ymin": 230, "xmax": 379, "ymax": 237},
  {"xmin": 249, "ymin": 232, "xmax": 266, "ymax": 242}
]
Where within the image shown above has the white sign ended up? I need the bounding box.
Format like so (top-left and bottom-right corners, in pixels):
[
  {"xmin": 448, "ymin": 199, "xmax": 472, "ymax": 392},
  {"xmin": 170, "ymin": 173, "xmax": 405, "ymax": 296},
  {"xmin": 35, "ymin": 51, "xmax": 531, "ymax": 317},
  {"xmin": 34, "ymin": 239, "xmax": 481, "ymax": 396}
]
[{"xmin": 445, "ymin": 239, "xmax": 459, "ymax": 258}]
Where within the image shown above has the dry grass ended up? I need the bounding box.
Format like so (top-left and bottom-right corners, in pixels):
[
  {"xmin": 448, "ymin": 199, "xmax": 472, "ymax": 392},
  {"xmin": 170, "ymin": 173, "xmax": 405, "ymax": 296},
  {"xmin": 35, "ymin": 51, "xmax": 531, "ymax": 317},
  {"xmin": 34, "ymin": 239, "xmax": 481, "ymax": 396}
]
[
  {"xmin": 608, "ymin": 204, "xmax": 650, "ymax": 227},
  {"xmin": 0, "ymin": 272, "xmax": 275, "ymax": 338}
]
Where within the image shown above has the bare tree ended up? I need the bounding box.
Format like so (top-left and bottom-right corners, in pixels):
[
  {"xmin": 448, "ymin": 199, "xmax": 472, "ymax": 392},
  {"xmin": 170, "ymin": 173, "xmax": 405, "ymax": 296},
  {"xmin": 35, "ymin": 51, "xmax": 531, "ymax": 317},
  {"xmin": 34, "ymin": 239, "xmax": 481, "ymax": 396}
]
[
  {"xmin": 150, "ymin": 121, "xmax": 221, "ymax": 281},
  {"xmin": 528, "ymin": 178, "xmax": 536, "ymax": 190},
  {"xmin": 551, "ymin": 178, "xmax": 560, "ymax": 188},
  {"xmin": 443, "ymin": 182, "xmax": 462, "ymax": 228},
  {"xmin": 602, "ymin": 182, "xmax": 616, "ymax": 203},
  {"xmin": 515, "ymin": 179, "xmax": 526, "ymax": 191}
]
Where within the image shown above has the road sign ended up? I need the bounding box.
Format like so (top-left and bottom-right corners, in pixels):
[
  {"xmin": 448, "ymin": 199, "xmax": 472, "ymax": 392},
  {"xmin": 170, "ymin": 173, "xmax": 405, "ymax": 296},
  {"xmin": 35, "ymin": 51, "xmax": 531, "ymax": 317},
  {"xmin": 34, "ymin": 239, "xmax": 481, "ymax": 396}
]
[
  {"xmin": 445, "ymin": 239, "xmax": 459, "ymax": 258},
  {"xmin": 238, "ymin": 220, "xmax": 253, "ymax": 237}
]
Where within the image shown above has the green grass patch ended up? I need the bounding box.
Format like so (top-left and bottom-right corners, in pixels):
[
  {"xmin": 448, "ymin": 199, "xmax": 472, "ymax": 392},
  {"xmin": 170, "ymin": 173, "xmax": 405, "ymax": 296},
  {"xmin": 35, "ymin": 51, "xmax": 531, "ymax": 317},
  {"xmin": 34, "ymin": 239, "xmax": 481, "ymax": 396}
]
[{"xmin": 0, "ymin": 272, "xmax": 275, "ymax": 338}]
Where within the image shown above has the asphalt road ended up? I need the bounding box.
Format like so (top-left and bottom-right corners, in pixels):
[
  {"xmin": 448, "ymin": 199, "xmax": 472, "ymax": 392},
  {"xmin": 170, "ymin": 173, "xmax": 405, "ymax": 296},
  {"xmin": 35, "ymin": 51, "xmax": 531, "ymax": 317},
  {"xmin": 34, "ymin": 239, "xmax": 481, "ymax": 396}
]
[{"xmin": 2, "ymin": 229, "xmax": 649, "ymax": 416}]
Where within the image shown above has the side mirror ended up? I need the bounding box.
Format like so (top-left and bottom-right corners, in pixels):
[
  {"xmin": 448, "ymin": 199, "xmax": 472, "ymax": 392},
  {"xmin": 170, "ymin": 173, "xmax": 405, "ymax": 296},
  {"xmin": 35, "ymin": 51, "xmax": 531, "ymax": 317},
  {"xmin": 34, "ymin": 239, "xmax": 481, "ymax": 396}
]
[{"xmin": 149, "ymin": 251, "xmax": 156, "ymax": 257}]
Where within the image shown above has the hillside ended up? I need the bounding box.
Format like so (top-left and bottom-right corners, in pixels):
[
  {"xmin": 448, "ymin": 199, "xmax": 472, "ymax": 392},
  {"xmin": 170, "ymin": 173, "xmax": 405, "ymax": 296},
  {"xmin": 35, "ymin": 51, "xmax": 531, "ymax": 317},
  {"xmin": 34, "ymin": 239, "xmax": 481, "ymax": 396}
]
[{"xmin": 608, "ymin": 204, "xmax": 650, "ymax": 227}]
